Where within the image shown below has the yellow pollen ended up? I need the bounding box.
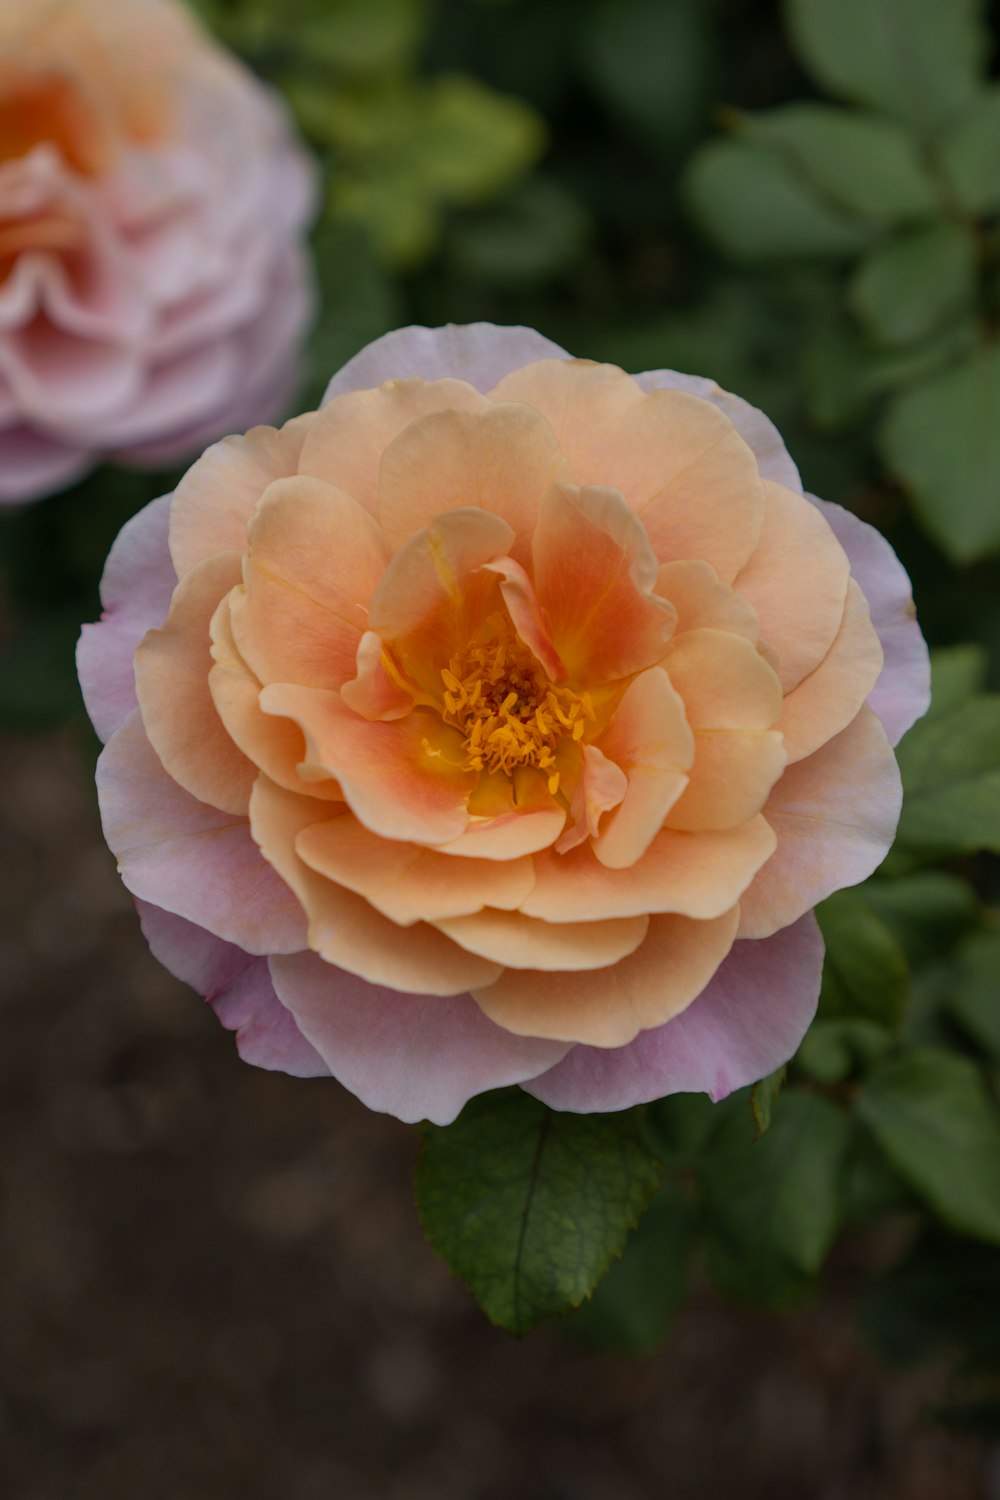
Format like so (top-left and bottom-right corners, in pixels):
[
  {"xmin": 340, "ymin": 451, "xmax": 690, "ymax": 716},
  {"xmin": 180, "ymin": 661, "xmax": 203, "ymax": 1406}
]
[{"xmin": 440, "ymin": 614, "xmax": 588, "ymax": 787}]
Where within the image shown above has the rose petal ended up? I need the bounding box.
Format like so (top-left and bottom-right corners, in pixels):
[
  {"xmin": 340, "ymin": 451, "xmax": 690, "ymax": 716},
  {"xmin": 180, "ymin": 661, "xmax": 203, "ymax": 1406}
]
[
  {"xmin": 738, "ymin": 706, "xmax": 901, "ymax": 939},
  {"xmin": 134, "ymin": 550, "xmax": 256, "ymax": 815},
  {"xmin": 269, "ymin": 949, "xmax": 569, "ymax": 1125},
  {"xmin": 591, "ymin": 667, "xmax": 692, "ymax": 868},
  {"xmin": 136, "ymin": 900, "xmax": 328, "ymax": 1077},
  {"xmin": 811, "ymin": 496, "xmax": 930, "ymax": 746},
  {"xmin": 435, "ymin": 907, "xmax": 649, "ymax": 971},
  {"xmin": 657, "ymin": 558, "xmax": 760, "ymax": 641},
  {"xmin": 525, "ymin": 913, "xmax": 822, "ymax": 1111},
  {"xmin": 471, "ymin": 907, "xmax": 740, "ymax": 1047},
  {"xmin": 77, "ymin": 491, "xmax": 175, "ymax": 743},
  {"xmin": 97, "ymin": 711, "xmax": 306, "ymax": 954},
  {"xmin": 777, "ymin": 578, "xmax": 884, "ymax": 764},
  {"xmin": 321, "ymin": 322, "xmax": 570, "ymax": 403}
]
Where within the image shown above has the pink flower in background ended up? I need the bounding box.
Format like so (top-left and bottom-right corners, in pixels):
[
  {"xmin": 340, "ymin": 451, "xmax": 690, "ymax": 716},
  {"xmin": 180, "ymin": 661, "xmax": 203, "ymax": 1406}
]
[
  {"xmin": 0, "ymin": 0, "xmax": 314, "ymax": 505},
  {"xmin": 79, "ymin": 324, "xmax": 930, "ymax": 1124}
]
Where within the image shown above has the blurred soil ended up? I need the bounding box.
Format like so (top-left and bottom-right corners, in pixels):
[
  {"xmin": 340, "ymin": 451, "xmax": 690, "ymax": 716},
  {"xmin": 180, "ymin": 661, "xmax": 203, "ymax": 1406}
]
[{"xmin": 0, "ymin": 730, "xmax": 993, "ymax": 1500}]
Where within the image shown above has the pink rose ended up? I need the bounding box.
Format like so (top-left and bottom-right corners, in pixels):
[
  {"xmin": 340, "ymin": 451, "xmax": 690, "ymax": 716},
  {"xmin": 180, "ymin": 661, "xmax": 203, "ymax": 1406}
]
[
  {"xmin": 79, "ymin": 324, "xmax": 930, "ymax": 1124},
  {"xmin": 0, "ymin": 0, "xmax": 314, "ymax": 505}
]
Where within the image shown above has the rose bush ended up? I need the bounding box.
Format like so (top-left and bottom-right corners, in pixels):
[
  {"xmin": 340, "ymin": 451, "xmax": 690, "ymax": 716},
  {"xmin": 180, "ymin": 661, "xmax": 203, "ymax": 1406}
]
[
  {"xmin": 0, "ymin": 0, "xmax": 314, "ymax": 505},
  {"xmin": 79, "ymin": 323, "xmax": 929, "ymax": 1124}
]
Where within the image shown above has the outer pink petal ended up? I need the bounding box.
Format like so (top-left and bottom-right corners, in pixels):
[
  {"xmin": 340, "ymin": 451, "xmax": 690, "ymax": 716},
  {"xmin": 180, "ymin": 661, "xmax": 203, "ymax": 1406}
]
[
  {"xmin": 524, "ymin": 913, "xmax": 823, "ymax": 1112},
  {"xmin": 321, "ymin": 323, "xmax": 570, "ymax": 402},
  {"xmin": 136, "ymin": 901, "xmax": 328, "ymax": 1078},
  {"xmin": 738, "ymin": 706, "xmax": 902, "ymax": 940},
  {"xmin": 77, "ymin": 492, "xmax": 176, "ymax": 743},
  {"xmin": 0, "ymin": 424, "xmax": 90, "ymax": 505},
  {"xmin": 634, "ymin": 369, "xmax": 802, "ymax": 493},
  {"xmin": 810, "ymin": 496, "xmax": 930, "ymax": 746},
  {"xmin": 97, "ymin": 710, "xmax": 306, "ymax": 955},
  {"xmin": 269, "ymin": 949, "xmax": 570, "ymax": 1125}
]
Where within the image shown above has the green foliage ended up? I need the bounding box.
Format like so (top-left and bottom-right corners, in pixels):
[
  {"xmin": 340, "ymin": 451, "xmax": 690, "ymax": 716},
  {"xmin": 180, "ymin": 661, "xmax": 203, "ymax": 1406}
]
[
  {"xmin": 952, "ymin": 932, "xmax": 1000, "ymax": 1060},
  {"xmin": 816, "ymin": 888, "xmax": 910, "ymax": 1028},
  {"xmin": 415, "ymin": 1091, "xmax": 662, "ymax": 1333},
  {"xmin": 564, "ymin": 1178, "xmax": 695, "ymax": 1354},
  {"xmin": 784, "ymin": 0, "xmax": 987, "ymax": 136},
  {"xmin": 940, "ymin": 87, "xmax": 1000, "ymax": 214},
  {"xmin": 881, "ymin": 348, "xmax": 1000, "ymax": 563},
  {"xmin": 849, "ymin": 223, "xmax": 976, "ymax": 348},
  {"xmin": 858, "ymin": 1051, "xmax": 1000, "ymax": 1243},
  {"xmin": 894, "ymin": 682, "xmax": 1000, "ymax": 860},
  {"xmin": 579, "ymin": 0, "xmax": 713, "ymax": 152}
]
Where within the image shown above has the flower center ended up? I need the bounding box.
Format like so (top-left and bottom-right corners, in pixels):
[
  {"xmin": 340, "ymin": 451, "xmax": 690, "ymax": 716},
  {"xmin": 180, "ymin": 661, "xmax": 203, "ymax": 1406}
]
[{"xmin": 439, "ymin": 614, "xmax": 594, "ymax": 794}]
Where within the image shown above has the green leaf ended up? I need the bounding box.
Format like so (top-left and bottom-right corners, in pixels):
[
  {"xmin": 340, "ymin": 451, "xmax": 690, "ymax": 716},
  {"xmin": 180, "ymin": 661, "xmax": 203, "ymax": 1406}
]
[
  {"xmin": 683, "ymin": 139, "xmax": 871, "ymax": 263},
  {"xmin": 297, "ymin": 0, "xmax": 425, "ymax": 74},
  {"xmin": 880, "ymin": 346, "xmax": 1000, "ymax": 562},
  {"xmin": 858, "ymin": 1050, "xmax": 1000, "ymax": 1242},
  {"xmin": 952, "ymin": 932, "xmax": 1000, "ymax": 1060},
  {"xmin": 739, "ymin": 105, "xmax": 938, "ymax": 225},
  {"xmin": 411, "ymin": 75, "xmax": 545, "ymax": 206},
  {"xmin": 894, "ymin": 693, "xmax": 1000, "ymax": 858},
  {"xmin": 816, "ymin": 889, "xmax": 909, "ymax": 1027},
  {"xmin": 784, "ymin": 0, "xmax": 987, "ymax": 137},
  {"xmin": 940, "ymin": 87, "xmax": 1000, "ymax": 215},
  {"xmin": 701, "ymin": 1091, "xmax": 852, "ymax": 1306},
  {"xmin": 928, "ymin": 643, "xmax": 989, "ymax": 716},
  {"xmin": 579, "ymin": 0, "xmax": 713, "ymax": 150},
  {"xmin": 797, "ymin": 1019, "xmax": 890, "ymax": 1085},
  {"xmin": 564, "ymin": 1178, "xmax": 694, "ymax": 1354},
  {"xmin": 750, "ymin": 1067, "xmax": 786, "ymax": 1137},
  {"xmin": 850, "ymin": 222, "xmax": 976, "ymax": 348},
  {"xmin": 449, "ymin": 177, "xmax": 591, "ymax": 287},
  {"xmin": 860, "ymin": 872, "xmax": 981, "ymax": 968},
  {"xmin": 415, "ymin": 1091, "xmax": 662, "ymax": 1333}
]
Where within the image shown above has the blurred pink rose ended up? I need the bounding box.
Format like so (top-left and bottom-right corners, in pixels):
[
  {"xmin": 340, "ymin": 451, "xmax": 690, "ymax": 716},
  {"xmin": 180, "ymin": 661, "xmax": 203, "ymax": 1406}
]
[
  {"xmin": 79, "ymin": 324, "xmax": 930, "ymax": 1124},
  {"xmin": 0, "ymin": 0, "xmax": 315, "ymax": 505}
]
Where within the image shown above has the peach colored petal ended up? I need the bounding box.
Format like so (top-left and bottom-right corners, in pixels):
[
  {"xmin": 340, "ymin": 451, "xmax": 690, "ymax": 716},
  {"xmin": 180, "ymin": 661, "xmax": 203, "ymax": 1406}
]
[
  {"xmin": 134, "ymin": 549, "xmax": 254, "ymax": 816},
  {"xmin": 734, "ymin": 481, "xmax": 851, "ymax": 692},
  {"xmin": 437, "ymin": 906, "xmax": 648, "ymax": 970},
  {"xmin": 778, "ymin": 579, "xmax": 884, "ymax": 764},
  {"xmin": 366, "ymin": 507, "xmax": 514, "ymax": 683},
  {"xmin": 295, "ymin": 814, "xmax": 535, "ymax": 925},
  {"xmin": 269, "ymin": 949, "xmax": 569, "ymax": 1126},
  {"xmin": 481, "ymin": 555, "xmax": 566, "ymax": 681},
  {"xmin": 259, "ymin": 684, "xmax": 474, "ymax": 846},
  {"xmin": 97, "ymin": 711, "xmax": 306, "ymax": 956},
  {"xmin": 438, "ymin": 802, "xmax": 568, "ymax": 860},
  {"xmin": 168, "ymin": 414, "xmax": 315, "ymax": 577},
  {"xmin": 249, "ymin": 776, "xmax": 500, "ymax": 994},
  {"xmin": 377, "ymin": 402, "xmax": 568, "ymax": 562},
  {"xmin": 738, "ymin": 706, "xmax": 901, "ymax": 939},
  {"xmin": 297, "ymin": 376, "xmax": 487, "ymax": 514},
  {"xmin": 532, "ymin": 483, "xmax": 675, "ymax": 681},
  {"xmin": 341, "ymin": 630, "xmax": 415, "ymax": 721},
  {"xmin": 526, "ymin": 815, "xmax": 776, "ymax": 922},
  {"xmin": 207, "ymin": 589, "xmax": 341, "ymax": 801},
  {"xmin": 470, "ymin": 907, "xmax": 740, "ymax": 1047},
  {"xmin": 556, "ymin": 744, "xmax": 628, "ymax": 854},
  {"xmin": 231, "ymin": 475, "xmax": 388, "ymax": 691},
  {"xmin": 657, "ymin": 559, "xmax": 760, "ymax": 641},
  {"xmin": 526, "ymin": 913, "xmax": 821, "ymax": 1111},
  {"xmin": 667, "ymin": 730, "xmax": 787, "ymax": 832},
  {"xmin": 591, "ymin": 667, "xmax": 693, "ymax": 868},
  {"xmin": 492, "ymin": 361, "xmax": 766, "ymax": 580},
  {"xmin": 662, "ymin": 627, "xmax": 783, "ymax": 730}
]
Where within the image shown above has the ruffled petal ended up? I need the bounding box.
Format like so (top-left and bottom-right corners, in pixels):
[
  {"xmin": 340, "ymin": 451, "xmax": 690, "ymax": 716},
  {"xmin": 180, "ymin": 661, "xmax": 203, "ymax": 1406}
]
[
  {"xmin": 434, "ymin": 907, "xmax": 649, "ymax": 971},
  {"xmin": 97, "ymin": 711, "xmax": 306, "ymax": 955},
  {"xmin": 811, "ymin": 496, "xmax": 930, "ymax": 746},
  {"xmin": 77, "ymin": 492, "xmax": 175, "ymax": 743},
  {"xmin": 321, "ymin": 322, "xmax": 569, "ymax": 402},
  {"xmin": 136, "ymin": 901, "xmax": 328, "ymax": 1078},
  {"xmin": 471, "ymin": 907, "xmax": 740, "ymax": 1047},
  {"xmin": 134, "ymin": 550, "xmax": 255, "ymax": 815},
  {"xmin": 738, "ymin": 707, "xmax": 902, "ymax": 939},
  {"xmin": 269, "ymin": 949, "xmax": 569, "ymax": 1125},
  {"xmin": 167, "ymin": 414, "xmax": 315, "ymax": 577},
  {"xmin": 525, "ymin": 913, "xmax": 822, "ymax": 1111},
  {"xmin": 777, "ymin": 578, "xmax": 884, "ymax": 764},
  {"xmin": 591, "ymin": 667, "xmax": 692, "ymax": 867},
  {"xmin": 298, "ymin": 376, "xmax": 487, "ymax": 515}
]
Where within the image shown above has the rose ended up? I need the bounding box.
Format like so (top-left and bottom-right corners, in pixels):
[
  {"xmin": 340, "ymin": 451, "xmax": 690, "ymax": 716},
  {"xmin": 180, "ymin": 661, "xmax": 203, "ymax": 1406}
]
[
  {"xmin": 0, "ymin": 0, "xmax": 314, "ymax": 505},
  {"xmin": 79, "ymin": 323, "xmax": 929, "ymax": 1124}
]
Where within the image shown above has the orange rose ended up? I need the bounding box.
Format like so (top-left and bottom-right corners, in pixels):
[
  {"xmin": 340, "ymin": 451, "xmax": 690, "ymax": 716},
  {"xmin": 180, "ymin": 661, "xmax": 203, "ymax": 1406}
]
[{"xmin": 80, "ymin": 325, "xmax": 929, "ymax": 1122}]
